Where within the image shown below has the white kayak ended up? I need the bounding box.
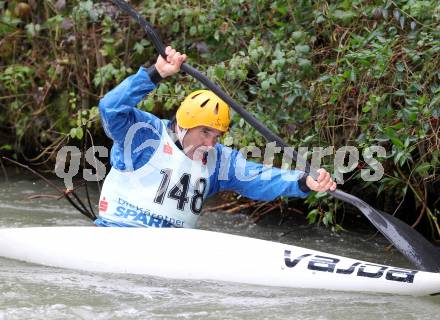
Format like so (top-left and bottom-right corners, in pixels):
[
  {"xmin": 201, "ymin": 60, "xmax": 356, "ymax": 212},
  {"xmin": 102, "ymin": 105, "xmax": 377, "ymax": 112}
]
[{"xmin": 0, "ymin": 226, "xmax": 439, "ymax": 296}]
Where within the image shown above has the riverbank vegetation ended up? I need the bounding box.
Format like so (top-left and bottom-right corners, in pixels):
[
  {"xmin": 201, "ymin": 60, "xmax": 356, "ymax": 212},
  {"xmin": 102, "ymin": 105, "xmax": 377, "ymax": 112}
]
[{"xmin": 0, "ymin": 1, "xmax": 439, "ymax": 238}]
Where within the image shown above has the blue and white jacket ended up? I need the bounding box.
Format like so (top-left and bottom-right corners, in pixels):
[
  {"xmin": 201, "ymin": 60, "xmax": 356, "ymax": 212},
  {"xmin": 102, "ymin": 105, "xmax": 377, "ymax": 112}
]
[{"xmin": 95, "ymin": 67, "xmax": 309, "ymax": 227}]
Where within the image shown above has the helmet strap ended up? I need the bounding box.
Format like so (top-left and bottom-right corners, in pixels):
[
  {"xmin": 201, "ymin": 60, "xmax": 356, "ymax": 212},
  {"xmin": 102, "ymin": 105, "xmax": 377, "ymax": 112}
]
[{"xmin": 175, "ymin": 125, "xmax": 188, "ymax": 147}]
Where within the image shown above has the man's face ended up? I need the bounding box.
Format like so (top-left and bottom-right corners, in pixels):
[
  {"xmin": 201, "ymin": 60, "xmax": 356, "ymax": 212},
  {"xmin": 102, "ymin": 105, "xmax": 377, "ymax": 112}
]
[{"xmin": 182, "ymin": 126, "xmax": 223, "ymax": 160}]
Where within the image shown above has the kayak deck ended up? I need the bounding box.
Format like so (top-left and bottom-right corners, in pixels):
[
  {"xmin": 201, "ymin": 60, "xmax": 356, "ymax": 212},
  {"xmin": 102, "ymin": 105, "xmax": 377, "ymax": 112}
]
[{"xmin": 0, "ymin": 227, "xmax": 439, "ymax": 296}]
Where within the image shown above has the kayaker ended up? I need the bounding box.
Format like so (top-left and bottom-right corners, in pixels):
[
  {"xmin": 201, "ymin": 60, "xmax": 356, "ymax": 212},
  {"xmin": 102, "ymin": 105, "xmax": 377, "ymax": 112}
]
[{"xmin": 95, "ymin": 46, "xmax": 336, "ymax": 228}]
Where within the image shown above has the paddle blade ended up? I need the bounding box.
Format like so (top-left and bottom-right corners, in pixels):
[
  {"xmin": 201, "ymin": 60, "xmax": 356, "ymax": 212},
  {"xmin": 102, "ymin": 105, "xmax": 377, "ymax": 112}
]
[{"xmin": 332, "ymin": 190, "xmax": 440, "ymax": 272}]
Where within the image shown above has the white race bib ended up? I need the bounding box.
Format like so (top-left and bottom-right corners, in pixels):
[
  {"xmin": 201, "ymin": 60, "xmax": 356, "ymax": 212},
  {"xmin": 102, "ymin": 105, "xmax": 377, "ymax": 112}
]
[{"xmin": 98, "ymin": 121, "xmax": 214, "ymax": 228}]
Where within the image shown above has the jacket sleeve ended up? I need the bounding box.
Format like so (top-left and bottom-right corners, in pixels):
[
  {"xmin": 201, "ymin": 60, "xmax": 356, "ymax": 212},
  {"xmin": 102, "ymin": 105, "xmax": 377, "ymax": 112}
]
[
  {"xmin": 99, "ymin": 67, "xmax": 164, "ymax": 171},
  {"xmin": 99, "ymin": 66, "xmax": 163, "ymax": 144},
  {"xmin": 207, "ymin": 144, "xmax": 310, "ymax": 200}
]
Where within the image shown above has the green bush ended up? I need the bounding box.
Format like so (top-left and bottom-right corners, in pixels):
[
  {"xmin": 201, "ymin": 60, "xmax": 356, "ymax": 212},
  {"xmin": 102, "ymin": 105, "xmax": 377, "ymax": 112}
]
[{"xmin": 0, "ymin": 0, "xmax": 439, "ymax": 235}]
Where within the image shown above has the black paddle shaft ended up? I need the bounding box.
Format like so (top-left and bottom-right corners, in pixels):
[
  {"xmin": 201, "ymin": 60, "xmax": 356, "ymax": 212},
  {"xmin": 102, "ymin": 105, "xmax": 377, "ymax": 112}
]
[{"xmin": 108, "ymin": 0, "xmax": 440, "ymax": 272}]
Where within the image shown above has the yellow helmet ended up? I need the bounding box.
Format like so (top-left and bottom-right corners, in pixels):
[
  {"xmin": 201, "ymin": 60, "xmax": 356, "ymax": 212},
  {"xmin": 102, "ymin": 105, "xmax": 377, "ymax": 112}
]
[{"xmin": 176, "ymin": 90, "xmax": 231, "ymax": 132}]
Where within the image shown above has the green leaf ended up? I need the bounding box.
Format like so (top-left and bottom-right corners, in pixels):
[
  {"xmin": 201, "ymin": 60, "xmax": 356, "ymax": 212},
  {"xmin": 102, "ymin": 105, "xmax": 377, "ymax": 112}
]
[
  {"xmin": 432, "ymin": 151, "xmax": 439, "ymax": 166},
  {"xmin": 272, "ymin": 3, "xmax": 288, "ymax": 15},
  {"xmin": 76, "ymin": 127, "xmax": 84, "ymax": 140},
  {"xmin": 0, "ymin": 144, "xmax": 12, "ymax": 151},
  {"xmin": 331, "ymin": 10, "xmax": 356, "ymax": 23},
  {"xmin": 295, "ymin": 44, "xmax": 310, "ymax": 54},
  {"xmin": 89, "ymin": 106, "xmax": 99, "ymax": 119},
  {"xmin": 390, "ymin": 122, "xmax": 404, "ymax": 130},
  {"xmin": 399, "ymin": 152, "xmax": 409, "ymax": 167},
  {"xmin": 362, "ymin": 104, "xmax": 371, "ymax": 113},
  {"xmin": 429, "ymin": 94, "xmax": 440, "ymax": 108},
  {"xmin": 214, "ymin": 65, "xmax": 225, "ymax": 79},
  {"xmin": 69, "ymin": 128, "xmax": 77, "ymax": 139},
  {"xmin": 350, "ymin": 68, "xmax": 357, "ymax": 82},
  {"xmin": 315, "ymin": 191, "xmax": 328, "ymax": 199},
  {"xmin": 385, "ymin": 127, "xmax": 404, "ymax": 148},
  {"xmin": 157, "ymin": 83, "xmax": 169, "ymax": 95},
  {"xmin": 298, "ymin": 58, "xmax": 312, "ymax": 70},
  {"xmin": 306, "ymin": 209, "xmax": 319, "ymax": 224},
  {"xmin": 291, "ymin": 31, "xmax": 305, "ymax": 42},
  {"xmin": 133, "ymin": 42, "xmax": 145, "ymax": 55},
  {"xmin": 171, "ymin": 21, "xmax": 179, "ymax": 33},
  {"xmin": 407, "ymin": 112, "xmax": 417, "ymax": 122},
  {"xmin": 396, "ymin": 62, "xmax": 404, "ymax": 72},
  {"xmin": 414, "ymin": 162, "xmax": 432, "ymax": 176},
  {"xmin": 139, "ymin": 97, "xmax": 154, "ymax": 112},
  {"xmin": 261, "ymin": 80, "xmax": 271, "ymax": 90},
  {"xmin": 302, "ymin": 134, "xmax": 315, "ymax": 143},
  {"xmin": 25, "ymin": 23, "xmax": 41, "ymax": 37},
  {"xmin": 322, "ymin": 211, "xmax": 333, "ymax": 227},
  {"xmin": 69, "ymin": 127, "xmax": 83, "ymax": 140}
]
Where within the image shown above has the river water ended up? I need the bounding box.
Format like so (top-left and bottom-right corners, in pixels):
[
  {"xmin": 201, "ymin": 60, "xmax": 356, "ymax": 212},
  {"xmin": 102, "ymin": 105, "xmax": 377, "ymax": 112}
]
[{"xmin": 0, "ymin": 172, "xmax": 439, "ymax": 319}]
